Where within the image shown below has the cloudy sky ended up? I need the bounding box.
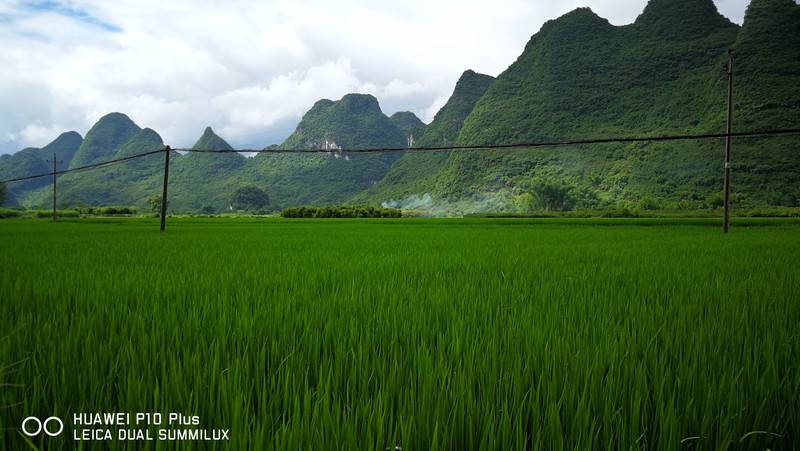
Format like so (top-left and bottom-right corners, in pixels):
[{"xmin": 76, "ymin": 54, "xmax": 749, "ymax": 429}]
[{"xmin": 0, "ymin": 0, "xmax": 751, "ymax": 153}]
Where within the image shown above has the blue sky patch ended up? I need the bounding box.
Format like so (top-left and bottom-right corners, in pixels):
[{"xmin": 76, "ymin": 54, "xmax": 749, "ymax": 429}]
[{"xmin": 25, "ymin": 0, "xmax": 121, "ymax": 32}]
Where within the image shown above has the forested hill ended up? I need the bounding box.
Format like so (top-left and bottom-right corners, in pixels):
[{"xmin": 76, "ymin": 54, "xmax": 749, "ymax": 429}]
[
  {"xmin": 363, "ymin": 0, "xmax": 799, "ymax": 211},
  {"xmin": 2, "ymin": 0, "xmax": 798, "ymax": 213}
]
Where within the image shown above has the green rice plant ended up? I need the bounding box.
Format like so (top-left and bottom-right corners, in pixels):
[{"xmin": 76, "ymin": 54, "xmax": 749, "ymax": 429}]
[{"xmin": 0, "ymin": 218, "xmax": 798, "ymax": 450}]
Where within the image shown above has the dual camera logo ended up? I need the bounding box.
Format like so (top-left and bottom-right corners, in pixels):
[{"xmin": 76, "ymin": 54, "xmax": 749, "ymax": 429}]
[{"xmin": 21, "ymin": 416, "xmax": 64, "ymax": 437}]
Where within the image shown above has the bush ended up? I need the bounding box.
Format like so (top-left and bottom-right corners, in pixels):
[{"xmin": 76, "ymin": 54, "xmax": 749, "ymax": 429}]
[
  {"xmin": 600, "ymin": 207, "xmax": 639, "ymax": 218},
  {"xmin": 706, "ymin": 193, "xmax": 725, "ymax": 209},
  {"xmin": 35, "ymin": 210, "xmax": 80, "ymax": 218},
  {"xmin": 231, "ymin": 186, "xmax": 270, "ymax": 213},
  {"xmin": 639, "ymin": 196, "xmax": 661, "ymax": 210},
  {"xmin": 0, "ymin": 207, "xmax": 20, "ymax": 219},
  {"xmin": 282, "ymin": 205, "xmax": 402, "ymax": 218},
  {"xmin": 98, "ymin": 206, "xmax": 136, "ymax": 216},
  {"xmin": 75, "ymin": 206, "xmax": 137, "ymax": 216}
]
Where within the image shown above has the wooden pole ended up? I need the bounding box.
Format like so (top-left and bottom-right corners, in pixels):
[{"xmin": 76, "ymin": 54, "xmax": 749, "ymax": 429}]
[
  {"xmin": 723, "ymin": 50, "xmax": 734, "ymax": 234},
  {"xmin": 52, "ymin": 152, "xmax": 57, "ymax": 222},
  {"xmin": 160, "ymin": 146, "xmax": 171, "ymax": 232}
]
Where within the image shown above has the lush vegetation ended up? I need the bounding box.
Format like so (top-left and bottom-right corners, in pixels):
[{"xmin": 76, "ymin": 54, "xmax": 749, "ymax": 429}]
[
  {"xmin": 389, "ymin": 111, "xmax": 425, "ymax": 140},
  {"xmin": 230, "ymin": 185, "xmax": 270, "ymax": 213},
  {"xmin": 354, "ymin": 70, "xmax": 496, "ymax": 204},
  {"xmin": 282, "ymin": 205, "xmax": 401, "ymax": 218},
  {"xmin": 1, "ymin": 0, "xmax": 798, "ymax": 215},
  {"xmin": 282, "ymin": 94, "xmax": 406, "ymax": 150},
  {"xmin": 69, "ymin": 113, "xmax": 142, "ymax": 168},
  {"xmin": 422, "ymin": 0, "xmax": 799, "ymax": 210},
  {"xmin": 0, "ymin": 218, "xmax": 798, "ymax": 450}
]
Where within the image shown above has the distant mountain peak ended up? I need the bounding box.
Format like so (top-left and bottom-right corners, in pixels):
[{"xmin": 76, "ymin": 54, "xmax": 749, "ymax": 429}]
[
  {"xmin": 634, "ymin": 0, "xmax": 736, "ymax": 38},
  {"xmin": 411, "ymin": 70, "xmax": 494, "ymax": 147},
  {"xmin": 42, "ymin": 131, "xmax": 83, "ymax": 169},
  {"xmin": 282, "ymin": 93, "xmax": 404, "ymax": 150},
  {"xmin": 94, "ymin": 112, "xmax": 138, "ymax": 130},
  {"xmin": 390, "ymin": 112, "xmax": 425, "ymax": 138},
  {"xmin": 52, "ymin": 131, "xmax": 83, "ymax": 142},
  {"xmin": 390, "ymin": 111, "xmax": 423, "ymax": 123},
  {"xmin": 338, "ymin": 93, "xmax": 382, "ymax": 114},
  {"xmin": 192, "ymin": 126, "xmax": 233, "ymax": 151},
  {"xmin": 69, "ymin": 112, "xmax": 141, "ymax": 168},
  {"xmin": 454, "ymin": 70, "xmax": 494, "ymax": 94}
]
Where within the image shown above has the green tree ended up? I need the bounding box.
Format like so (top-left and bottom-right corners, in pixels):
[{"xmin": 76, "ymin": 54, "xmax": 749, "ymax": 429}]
[
  {"xmin": 639, "ymin": 196, "xmax": 661, "ymax": 210},
  {"xmin": 531, "ymin": 180, "xmax": 576, "ymax": 212},
  {"xmin": 706, "ymin": 193, "xmax": 725, "ymax": 209},
  {"xmin": 0, "ymin": 182, "xmax": 6, "ymax": 206},
  {"xmin": 147, "ymin": 194, "xmax": 163, "ymax": 213},
  {"xmin": 513, "ymin": 192, "xmax": 537, "ymax": 213},
  {"xmin": 231, "ymin": 186, "xmax": 270, "ymax": 213}
]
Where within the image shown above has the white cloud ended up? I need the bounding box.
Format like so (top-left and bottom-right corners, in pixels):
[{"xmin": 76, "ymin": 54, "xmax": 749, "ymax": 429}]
[{"xmin": 0, "ymin": 0, "xmax": 752, "ymax": 153}]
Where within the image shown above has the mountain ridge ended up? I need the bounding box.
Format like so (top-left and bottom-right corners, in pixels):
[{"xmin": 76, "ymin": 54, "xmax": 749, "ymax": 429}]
[{"xmin": 3, "ymin": 0, "xmax": 798, "ymax": 212}]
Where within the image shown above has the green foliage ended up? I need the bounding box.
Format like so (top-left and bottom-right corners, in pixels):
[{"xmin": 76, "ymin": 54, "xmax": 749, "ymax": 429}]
[
  {"xmin": 3, "ymin": 1, "xmax": 800, "ymax": 215},
  {"xmin": 282, "ymin": 205, "xmax": 401, "ymax": 218},
  {"xmin": 23, "ymin": 127, "xmax": 168, "ymax": 210},
  {"xmin": 43, "ymin": 131, "xmax": 84, "ymax": 170},
  {"xmin": 0, "ymin": 148, "xmax": 51, "ymax": 194},
  {"xmin": 706, "ymin": 193, "xmax": 725, "ymax": 208},
  {"xmin": 356, "ymin": 70, "xmax": 494, "ymax": 204},
  {"xmin": 416, "ymin": 70, "xmax": 495, "ymax": 147},
  {"xmin": 639, "ymin": 196, "xmax": 661, "ymax": 210},
  {"xmin": 0, "ymin": 132, "xmax": 83, "ymax": 201},
  {"xmin": 177, "ymin": 126, "xmax": 245, "ymax": 174},
  {"xmin": 529, "ymin": 179, "xmax": 576, "ymax": 212},
  {"xmin": 283, "ymin": 94, "xmax": 405, "ymax": 150},
  {"xmin": 75, "ymin": 205, "xmax": 137, "ymax": 216},
  {"xmin": 390, "ymin": 111, "xmax": 425, "ymax": 139},
  {"xmin": 230, "ymin": 185, "xmax": 270, "ymax": 212},
  {"xmin": 69, "ymin": 112, "xmax": 140, "ymax": 168},
  {"xmin": 373, "ymin": 0, "xmax": 798, "ymax": 211},
  {"xmin": 147, "ymin": 194, "xmax": 163, "ymax": 213},
  {"xmin": 248, "ymin": 94, "xmax": 407, "ymax": 209},
  {"xmin": 0, "ymin": 182, "xmax": 5, "ymax": 206},
  {"xmin": 1, "ymin": 219, "xmax": 799, "ymax": 449},
  {"xmin": 34, "ymin": 209, "xmax": 80, "ymax": 218},
  {"xmin": 0, "ymin": 206, "xmax": 19, "ymax": 218}
]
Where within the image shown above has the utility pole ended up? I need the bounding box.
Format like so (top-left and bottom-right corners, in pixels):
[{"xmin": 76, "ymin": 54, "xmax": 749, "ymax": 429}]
[
  {"xmin": 47, "ymin": 152, "xmax": 62, "ymax": 222},
  {"xmin": 723, "ymin": 50, "xmax": 734, "ymax": 234},
  {"xmin": 160, "ymin": 145, "xmax": 171, "ymax": 232}
]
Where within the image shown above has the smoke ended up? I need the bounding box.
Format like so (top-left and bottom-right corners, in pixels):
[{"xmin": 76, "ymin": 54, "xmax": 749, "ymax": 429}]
[
  {"xmin": 382, "ymin": 191, "xmax": 515, "ymax": 217},
  {"xmin": 382, "ymin": 193, "xmax": 433, "ymax": 210}
]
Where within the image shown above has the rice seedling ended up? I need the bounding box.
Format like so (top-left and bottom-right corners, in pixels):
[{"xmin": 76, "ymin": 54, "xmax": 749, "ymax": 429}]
[{"xmin": 0, "ymin": 217, "xmax": 798, "ymax": 449}]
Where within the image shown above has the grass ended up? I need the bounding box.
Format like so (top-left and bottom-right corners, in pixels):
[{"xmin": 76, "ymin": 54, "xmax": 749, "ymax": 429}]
[{"xmin": 0, "ymin": 217, "xmax": 798, "ymax": 450}]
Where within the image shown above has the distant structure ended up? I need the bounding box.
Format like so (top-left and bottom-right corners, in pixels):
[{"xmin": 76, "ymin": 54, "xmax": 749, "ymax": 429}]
[
  {"xmin": 407, "ymin": 134, "xmax": 415, "ymax": 148},
  {"xmin": 323, "ymin": 138, "xmax": 341, "ymax": 151}
]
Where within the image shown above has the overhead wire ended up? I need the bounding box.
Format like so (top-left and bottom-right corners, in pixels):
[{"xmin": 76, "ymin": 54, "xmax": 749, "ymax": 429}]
[
  {"xmin": 1, "ymin": 128, "xmax": 799, "ymax": 184},
  {"xmin": 173, "ymin": 128, "xmax": 800, "ymax": 154}
]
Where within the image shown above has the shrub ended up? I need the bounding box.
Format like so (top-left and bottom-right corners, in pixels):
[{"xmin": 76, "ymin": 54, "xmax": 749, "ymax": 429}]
[
  {"xmin": 706, "ymin": 193, "xmax": 725, "ymax": 209},
  {"xmin": 639, "ymin": 196, "xmax": 661, "ymax": 210},
  {"xmin": 35, "ymin": 210, "xmax": 80, "ymax": 218},
  {"xmin": 231, "ymin": 186, "xmax": 270, "ymax": 213},
  {"xmin": 282, "ymin": 205, "xmax": 401, "ymax": 218},
  {"xmin": 0, "ymin": 207, "xmax": 20, "ymax": 219}
]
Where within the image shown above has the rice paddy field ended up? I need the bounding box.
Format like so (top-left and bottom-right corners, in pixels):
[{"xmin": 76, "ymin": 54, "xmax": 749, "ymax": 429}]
[{"xmin": 1, "ymin": 217, "xmax": 799, "ymax": 450}]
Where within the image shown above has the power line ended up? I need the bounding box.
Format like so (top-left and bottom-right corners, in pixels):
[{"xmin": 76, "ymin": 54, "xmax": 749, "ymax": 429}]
[
  {"xmin": 173, "ymin": 128, "xmax": 800, "ymax": 154},
  {"xmin": 1, "ymin": 127, "xmax": 798, "ymax": 185},
  {"xmin": 0, "ymin": 148, "xmax": 165, "ymax": 184}
]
